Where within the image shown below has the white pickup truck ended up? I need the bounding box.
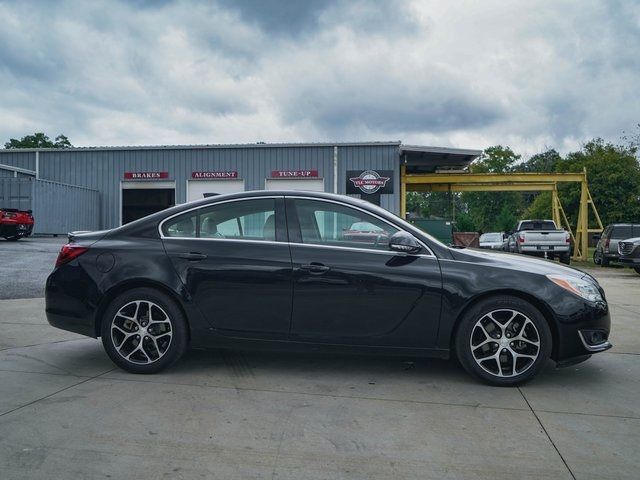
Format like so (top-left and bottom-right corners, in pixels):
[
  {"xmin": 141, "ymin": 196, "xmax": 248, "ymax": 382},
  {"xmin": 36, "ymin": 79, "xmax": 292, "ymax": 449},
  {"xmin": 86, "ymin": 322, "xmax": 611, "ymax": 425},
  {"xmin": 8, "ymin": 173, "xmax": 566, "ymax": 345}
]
[{"xmin": 507, "ymin": 219, "xmax": 571, "ymax": 264}]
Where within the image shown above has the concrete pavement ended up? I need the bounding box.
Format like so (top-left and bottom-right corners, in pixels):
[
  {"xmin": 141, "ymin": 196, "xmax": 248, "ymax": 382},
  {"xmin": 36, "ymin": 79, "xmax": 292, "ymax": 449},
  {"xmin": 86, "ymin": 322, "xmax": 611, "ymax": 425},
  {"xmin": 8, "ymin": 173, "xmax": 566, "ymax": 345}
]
[{"xmin": 0, "ymin": 268, "xmax": 639, "ymax": 479}]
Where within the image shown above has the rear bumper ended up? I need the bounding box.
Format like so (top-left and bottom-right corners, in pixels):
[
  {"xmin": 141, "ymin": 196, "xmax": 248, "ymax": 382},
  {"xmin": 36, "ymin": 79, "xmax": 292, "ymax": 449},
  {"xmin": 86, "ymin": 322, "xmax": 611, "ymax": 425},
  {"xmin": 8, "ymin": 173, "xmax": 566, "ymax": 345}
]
[
  {"xmin": 519, "ymin": 245, "xmax": 570, "ymax": 254},
  {"xmin": 45, "ymin": 264, "xmax": 101, "ymax": 338},
  {"xmin": 0, "ymin": 223, "xmax": 33, "ymax": 238}
]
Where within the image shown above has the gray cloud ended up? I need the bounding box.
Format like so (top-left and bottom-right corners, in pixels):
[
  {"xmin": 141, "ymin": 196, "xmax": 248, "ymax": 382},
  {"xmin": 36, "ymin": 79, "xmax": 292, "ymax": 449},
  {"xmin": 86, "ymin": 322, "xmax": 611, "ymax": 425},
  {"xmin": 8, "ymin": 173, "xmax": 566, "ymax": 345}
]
[{"xmin": 0, "ymin": 0, "xmax": 638, "ymax": 155}]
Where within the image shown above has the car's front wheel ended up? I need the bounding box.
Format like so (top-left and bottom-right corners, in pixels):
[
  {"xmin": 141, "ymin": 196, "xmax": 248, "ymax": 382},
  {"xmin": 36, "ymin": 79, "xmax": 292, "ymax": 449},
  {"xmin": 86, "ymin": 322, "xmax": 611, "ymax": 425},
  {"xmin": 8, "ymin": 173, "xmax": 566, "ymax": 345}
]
[
  {"xmin": 593, "ymin": 250, "xmax": 602, "ymax": 265},
  {"xmin": 455, "ymin": 295, "xmax": 552, "ymax": 386},
  {"xmin": 101, "ymin": 288, "xmax": 188, "ymax": 374}
]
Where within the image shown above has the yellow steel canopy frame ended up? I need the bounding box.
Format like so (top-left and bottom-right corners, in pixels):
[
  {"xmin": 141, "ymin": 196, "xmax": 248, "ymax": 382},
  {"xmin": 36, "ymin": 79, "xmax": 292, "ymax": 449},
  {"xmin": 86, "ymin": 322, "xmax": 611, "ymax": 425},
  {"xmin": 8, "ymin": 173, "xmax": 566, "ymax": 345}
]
[{"xmin": 400, "ymin": 167, "xmax": 603, "ymax": 261}]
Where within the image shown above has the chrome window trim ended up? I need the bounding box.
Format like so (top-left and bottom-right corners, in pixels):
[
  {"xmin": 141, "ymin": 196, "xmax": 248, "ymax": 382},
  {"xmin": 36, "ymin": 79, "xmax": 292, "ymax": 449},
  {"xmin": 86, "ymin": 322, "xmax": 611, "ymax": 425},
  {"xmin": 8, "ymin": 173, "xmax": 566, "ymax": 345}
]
[
  {"xmin": 285, "ymin": 195, "xmax": 435, "ymax": 257},
  {"xmin": 158, "ymin": 195, "xmax": 281, "ymax": 240},
  {"xmin": 288, "ymin": 241, "xmax": 436, "ymax": 258},
  {"xmin": 157, "ymin": 193, "xmax": 435, "ymax": 257}
]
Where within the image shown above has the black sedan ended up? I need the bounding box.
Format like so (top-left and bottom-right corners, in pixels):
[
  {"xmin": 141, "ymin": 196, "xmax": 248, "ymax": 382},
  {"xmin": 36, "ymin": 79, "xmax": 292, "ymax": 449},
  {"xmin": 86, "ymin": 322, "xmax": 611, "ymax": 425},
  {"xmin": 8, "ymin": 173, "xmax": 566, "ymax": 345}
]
[{"xmin": 45, "ymin": 191, "xmax": 612, "ymax": 386}]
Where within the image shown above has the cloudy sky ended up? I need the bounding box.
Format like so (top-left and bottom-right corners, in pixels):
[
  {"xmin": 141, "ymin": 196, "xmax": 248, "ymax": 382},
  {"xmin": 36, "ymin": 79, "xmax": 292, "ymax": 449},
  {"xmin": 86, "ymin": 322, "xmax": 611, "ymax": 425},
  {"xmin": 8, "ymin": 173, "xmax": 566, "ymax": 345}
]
[{"xmin": 1, "ymin": 0, "xmax": 639, "ymax": 156}]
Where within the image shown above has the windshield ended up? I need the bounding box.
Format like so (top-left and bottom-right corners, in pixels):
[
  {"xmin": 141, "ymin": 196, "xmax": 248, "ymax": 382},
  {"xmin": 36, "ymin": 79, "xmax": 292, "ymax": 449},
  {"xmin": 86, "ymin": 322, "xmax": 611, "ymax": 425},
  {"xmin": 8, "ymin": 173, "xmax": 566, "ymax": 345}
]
[{"xmin": 480, "ymin": 233, "xmax": 502, "ymax": 242}]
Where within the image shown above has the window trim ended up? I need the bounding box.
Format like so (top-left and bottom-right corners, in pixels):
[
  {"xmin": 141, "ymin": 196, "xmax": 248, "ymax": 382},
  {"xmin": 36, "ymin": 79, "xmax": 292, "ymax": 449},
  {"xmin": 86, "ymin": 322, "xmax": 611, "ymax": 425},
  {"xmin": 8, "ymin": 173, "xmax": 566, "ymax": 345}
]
[
  {"xmin": 285, "ymin": 196, "xmax": 435, "ymax": 257},
  {"xmin": 158, "ymin": 194, "xmax": 435, "ymax": 257},
  {"xmin": 158, "ymin": 196, "xmax": 282, "ymax": 241}
]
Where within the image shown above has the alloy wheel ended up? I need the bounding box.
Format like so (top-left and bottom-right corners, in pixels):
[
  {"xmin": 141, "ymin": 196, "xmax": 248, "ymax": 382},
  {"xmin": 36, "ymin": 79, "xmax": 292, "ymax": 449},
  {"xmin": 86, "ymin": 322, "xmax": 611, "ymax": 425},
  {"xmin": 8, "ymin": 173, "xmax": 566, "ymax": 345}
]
[
  {"xmin": 110, "ymin": 300, "xmax": 173, "ymax": 364},
  {"xmin": 469, "ymin": 309, "xmax": 540, "ymax": 378}
]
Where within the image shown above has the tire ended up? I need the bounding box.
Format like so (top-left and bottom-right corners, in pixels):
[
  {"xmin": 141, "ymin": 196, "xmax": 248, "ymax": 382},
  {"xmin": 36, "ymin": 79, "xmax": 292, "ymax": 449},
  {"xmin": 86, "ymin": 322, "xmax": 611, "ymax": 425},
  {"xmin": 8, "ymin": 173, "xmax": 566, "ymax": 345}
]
[
  {"xmin": 601, "ymin": 256, "xmax": 610, "ymax": 267},
  {"xmin": 593, "ymin": 250, "xmax": 601, "ymax": 265},
  {"xmin": 560, "ymin": 253, "xmax": 571, "ymax": 265},
  {"xmin": 100, "ymin": 287, "xmax": 189, "ymax": 374},
  {"xmin": 455, "ymin": 295, "xmax": 552, "ymax": 387},
  {"xmin": 4, "ymin": 236, "xmax": 20, "ymax": 241},
  {"xmin": 634, "ymin": 267, "xmax": 640, "ymax": 275}
]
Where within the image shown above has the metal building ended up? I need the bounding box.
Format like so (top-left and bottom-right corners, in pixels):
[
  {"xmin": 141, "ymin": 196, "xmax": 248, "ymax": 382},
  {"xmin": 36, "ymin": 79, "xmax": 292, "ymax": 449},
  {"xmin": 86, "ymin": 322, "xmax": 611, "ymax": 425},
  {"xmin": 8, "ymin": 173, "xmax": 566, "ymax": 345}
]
[{"xmin": 0, "ymin": 142, "xmax": 480, "ymax": 234}]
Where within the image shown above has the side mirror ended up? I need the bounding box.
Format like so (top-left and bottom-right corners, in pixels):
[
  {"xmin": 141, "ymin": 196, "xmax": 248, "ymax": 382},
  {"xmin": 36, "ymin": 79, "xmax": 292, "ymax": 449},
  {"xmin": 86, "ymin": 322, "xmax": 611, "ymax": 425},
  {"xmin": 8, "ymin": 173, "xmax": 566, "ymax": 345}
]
[{"xmin": 389, "ymin": 231, "xmax": 422, "ymax": 254}]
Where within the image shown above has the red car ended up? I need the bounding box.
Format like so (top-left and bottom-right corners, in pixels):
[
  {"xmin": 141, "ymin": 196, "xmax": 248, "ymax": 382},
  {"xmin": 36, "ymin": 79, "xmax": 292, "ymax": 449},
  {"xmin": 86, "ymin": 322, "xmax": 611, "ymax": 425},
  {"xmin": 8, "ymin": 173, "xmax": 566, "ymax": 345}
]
[{"xmin": 0, "ymin": 208, "xmax": 34, "ymax": 241}]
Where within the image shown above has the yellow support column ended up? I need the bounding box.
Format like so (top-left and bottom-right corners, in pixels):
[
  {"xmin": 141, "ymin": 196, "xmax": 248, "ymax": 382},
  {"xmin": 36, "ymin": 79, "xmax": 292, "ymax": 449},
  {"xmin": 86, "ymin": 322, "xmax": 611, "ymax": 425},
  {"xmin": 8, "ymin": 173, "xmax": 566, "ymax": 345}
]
[
  {"xmin": 400, "ymin": 164, "xmax": 407, "ymax": 219},
  {"xmin": 551, "ymin": 187, "xmax": 561, "ymax": 227},
  {"xmin": 577, "ymin": 172, "xmax": 589, "ymax": 261}
]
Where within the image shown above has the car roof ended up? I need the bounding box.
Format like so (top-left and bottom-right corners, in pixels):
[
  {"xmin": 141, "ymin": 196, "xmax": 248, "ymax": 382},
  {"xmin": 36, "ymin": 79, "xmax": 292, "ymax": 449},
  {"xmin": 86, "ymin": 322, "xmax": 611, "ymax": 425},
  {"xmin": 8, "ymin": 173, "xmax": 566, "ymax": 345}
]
[{"xmin": 180, "ymin": 189, "xmax": 376, "ymax": 210}]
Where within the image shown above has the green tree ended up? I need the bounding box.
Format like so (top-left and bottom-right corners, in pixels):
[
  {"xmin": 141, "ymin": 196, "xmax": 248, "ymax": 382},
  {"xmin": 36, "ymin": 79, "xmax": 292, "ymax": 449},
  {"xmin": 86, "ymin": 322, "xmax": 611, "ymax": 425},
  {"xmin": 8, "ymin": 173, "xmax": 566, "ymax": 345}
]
[
  {"xmin": 515, "ymin": 149, "xmax": 562, "ymax": 173},
  {"xmin": 555, "ymin": 139, "xmax": 640, "ymax": 227},
  {"xmin": 4, "ymin": 132, "xmax": 72, "ymax": 149},
  {"xmin": 406, "ymin": 192, "xmax": 431, "ymax": 218},
  {"xmin": 461, "ymin": 145, "xmax": 524, "ymax": 231}
]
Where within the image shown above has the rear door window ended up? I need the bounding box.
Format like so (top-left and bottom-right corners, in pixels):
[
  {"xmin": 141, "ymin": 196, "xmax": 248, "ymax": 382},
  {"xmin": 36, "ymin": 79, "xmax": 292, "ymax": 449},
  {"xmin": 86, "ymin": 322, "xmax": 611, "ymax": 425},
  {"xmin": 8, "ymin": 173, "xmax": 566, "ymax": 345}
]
[{"xmin": 162, "ymin": 199, "xmax": 277, "ymax": 241}]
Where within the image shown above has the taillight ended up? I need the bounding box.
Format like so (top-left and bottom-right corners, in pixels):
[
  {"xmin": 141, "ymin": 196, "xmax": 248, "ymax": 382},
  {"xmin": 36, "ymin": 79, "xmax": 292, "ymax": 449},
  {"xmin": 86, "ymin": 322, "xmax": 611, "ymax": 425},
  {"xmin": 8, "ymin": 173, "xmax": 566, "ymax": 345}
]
[
  {"xmin": 566, "ymin": 233, "xmax": 570, "ymax": 243},
  {"xmin": 55, "ymin": 244, "xmax": 89, "ymax": 267},
  {"xmin": 518, "ymin": 234, "xmax": 525, "ymax": 243},
  {"xmin": 604, "ymin": 238, "xmax": 610, "ymax": 252}
]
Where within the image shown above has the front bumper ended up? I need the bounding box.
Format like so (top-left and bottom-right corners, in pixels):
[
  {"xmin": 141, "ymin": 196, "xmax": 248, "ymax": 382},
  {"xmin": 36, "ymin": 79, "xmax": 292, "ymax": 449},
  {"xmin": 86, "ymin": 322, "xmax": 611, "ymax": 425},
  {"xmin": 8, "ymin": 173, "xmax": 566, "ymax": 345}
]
[
  {"xmin": 618, "ymin": 257, "xmax": 640, "ymax": 266},
  {"xmin": 552, "ymin": 296, "xmax": 612, "ymax": 363}
]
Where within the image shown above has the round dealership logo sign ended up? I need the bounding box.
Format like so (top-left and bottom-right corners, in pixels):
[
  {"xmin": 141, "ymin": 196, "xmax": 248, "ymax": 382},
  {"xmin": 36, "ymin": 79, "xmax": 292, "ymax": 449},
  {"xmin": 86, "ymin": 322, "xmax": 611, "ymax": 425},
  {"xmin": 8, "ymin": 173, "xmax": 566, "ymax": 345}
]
[{"xmin": 349, "ymin": 170, "xmax": 391, "ymax": 194}]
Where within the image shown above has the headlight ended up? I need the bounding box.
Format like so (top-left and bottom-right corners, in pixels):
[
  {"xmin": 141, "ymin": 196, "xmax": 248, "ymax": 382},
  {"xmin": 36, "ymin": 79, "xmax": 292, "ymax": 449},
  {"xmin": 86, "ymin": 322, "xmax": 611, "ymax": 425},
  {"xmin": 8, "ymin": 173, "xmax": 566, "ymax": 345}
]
[{"xmin": 546, "ymin": 274, "xmax": 603, "ymax": 302}]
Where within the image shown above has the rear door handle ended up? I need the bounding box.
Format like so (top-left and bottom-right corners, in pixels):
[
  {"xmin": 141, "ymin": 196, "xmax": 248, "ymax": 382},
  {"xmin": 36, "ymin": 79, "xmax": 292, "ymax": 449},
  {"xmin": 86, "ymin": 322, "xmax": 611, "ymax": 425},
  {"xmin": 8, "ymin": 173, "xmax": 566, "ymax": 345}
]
[
  {"xmin": 300, "ymin": 263, "xmax": 330, "ymax": 274},
  {"xmin": 177, "ymin": 252, "xmax": 208, "ymax": 261}
]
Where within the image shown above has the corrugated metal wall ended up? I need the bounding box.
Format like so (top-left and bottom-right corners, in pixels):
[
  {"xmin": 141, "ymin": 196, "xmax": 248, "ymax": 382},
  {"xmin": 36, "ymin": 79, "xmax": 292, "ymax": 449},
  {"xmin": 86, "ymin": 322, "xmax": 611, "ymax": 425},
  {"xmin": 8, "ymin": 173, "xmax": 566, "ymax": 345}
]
[
  {"xmin": 0, "ymin": 178, "xmax": 32, "ymax": 211},
  {"xmin": 31, "ymin": 180, "xmax": 100, "ymax": 234},
  {"xmin": 0, "ymin": 151, "xmax": 35, "ymax": 172},
  {"xmin": 0, "ymin": 143, "xmax": 401, "ymax": 231}
]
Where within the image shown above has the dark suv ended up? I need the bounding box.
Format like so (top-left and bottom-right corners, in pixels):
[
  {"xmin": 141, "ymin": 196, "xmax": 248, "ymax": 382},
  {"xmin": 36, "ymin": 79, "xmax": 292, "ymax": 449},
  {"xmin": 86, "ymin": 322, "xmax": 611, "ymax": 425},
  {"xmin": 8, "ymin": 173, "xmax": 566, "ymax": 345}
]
[{"xmin": 594, "ymin": 224, "xmax": 640, "ymax": 266}]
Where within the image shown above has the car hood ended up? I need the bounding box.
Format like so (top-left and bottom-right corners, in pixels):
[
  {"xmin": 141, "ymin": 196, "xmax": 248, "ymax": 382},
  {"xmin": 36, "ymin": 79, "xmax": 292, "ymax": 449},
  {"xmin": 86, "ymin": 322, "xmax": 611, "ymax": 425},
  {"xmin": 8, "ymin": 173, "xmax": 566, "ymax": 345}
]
[
  {"xmin": 620, "ymin": 237, "xmax": 640, "ymax": 243},
  {"xmin": 450, "ymin": 247, "xmax": 590, "ymax": 280}
]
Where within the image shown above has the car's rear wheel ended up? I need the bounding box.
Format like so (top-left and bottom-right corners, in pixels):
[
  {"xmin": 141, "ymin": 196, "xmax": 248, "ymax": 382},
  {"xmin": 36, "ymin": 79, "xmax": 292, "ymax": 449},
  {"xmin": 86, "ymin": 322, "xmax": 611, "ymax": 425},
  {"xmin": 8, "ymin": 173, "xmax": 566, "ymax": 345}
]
[
  {"xmin": 634, "ymin": 267, "xmax": 640, "ymax": 275},
  {"xmin": 4, "ymin": 236, "xmax": 20, "ymax": 241},
  {"xmin": 560, "ymin": 253, "xmax": 571, "ymax": 265},
  {"xmin": 455, "ymin": 295, "xmax": 552, "ymax": 386},
  {"xmin": 101, "ymin": 288, "xmax": 188, "ymax": 374}
]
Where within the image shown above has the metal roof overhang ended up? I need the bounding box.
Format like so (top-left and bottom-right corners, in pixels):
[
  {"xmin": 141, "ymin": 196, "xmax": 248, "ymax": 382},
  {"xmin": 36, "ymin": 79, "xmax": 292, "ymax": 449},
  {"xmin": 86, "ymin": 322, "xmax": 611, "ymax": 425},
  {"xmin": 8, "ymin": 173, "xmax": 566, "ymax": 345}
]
[{"xmin": 400, "ymin": 145, "xmax": 482, "ymax": 172}]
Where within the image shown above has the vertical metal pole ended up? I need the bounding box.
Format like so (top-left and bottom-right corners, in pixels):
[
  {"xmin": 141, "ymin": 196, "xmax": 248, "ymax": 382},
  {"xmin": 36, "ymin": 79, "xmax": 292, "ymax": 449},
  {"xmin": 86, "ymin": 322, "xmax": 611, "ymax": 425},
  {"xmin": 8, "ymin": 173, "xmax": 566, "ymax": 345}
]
[
  {"xmin": 400, "ymin": 164, "xmax": 406, "ymax": 219},
  {"xmin": 35, "ymin": 151, "xmax": 39, "ymax": 179},
  {"xmin": 333, "ymin": 146, "xmax": 338, "ymax": 194}
]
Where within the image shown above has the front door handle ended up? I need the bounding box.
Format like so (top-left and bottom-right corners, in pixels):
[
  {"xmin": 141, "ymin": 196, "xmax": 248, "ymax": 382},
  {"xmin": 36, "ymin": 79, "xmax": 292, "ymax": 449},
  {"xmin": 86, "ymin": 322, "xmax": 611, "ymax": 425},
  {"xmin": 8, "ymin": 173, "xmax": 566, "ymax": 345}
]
[
  {"xmin": 177, "ymin": 252, "xmax": 208, "ymax": 261},
  {"xmin": 300, "ymin": 263, "xmax": 330, "ymax": 274}
]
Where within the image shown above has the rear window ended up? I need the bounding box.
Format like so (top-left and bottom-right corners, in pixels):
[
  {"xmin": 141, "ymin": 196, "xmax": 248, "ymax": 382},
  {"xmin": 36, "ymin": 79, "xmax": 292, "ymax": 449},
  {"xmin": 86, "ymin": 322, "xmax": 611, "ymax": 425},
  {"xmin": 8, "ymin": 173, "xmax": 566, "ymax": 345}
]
[
  {"xmin": 480, "ymin": 233, "xmax": 502, "ymax": 242},
  {"xmin": 519, "ymin": 221, "xmax": 556, "ymax": 231}
]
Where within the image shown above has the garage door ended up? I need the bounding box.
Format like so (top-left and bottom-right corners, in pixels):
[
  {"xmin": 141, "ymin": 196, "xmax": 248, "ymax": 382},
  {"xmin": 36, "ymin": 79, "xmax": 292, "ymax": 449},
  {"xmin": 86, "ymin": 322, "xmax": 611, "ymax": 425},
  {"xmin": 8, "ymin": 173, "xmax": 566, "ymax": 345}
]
[
  {"xmin": 265, "ymin": 178, "xmax": 325, "ymax": 192},
  {"xmin": 187, "ymin": 179, "xmax": 245, "ymax": 202},
  {"xmin": 121, "ymin": 181, "xmax": 176, "ymax": 225}
]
